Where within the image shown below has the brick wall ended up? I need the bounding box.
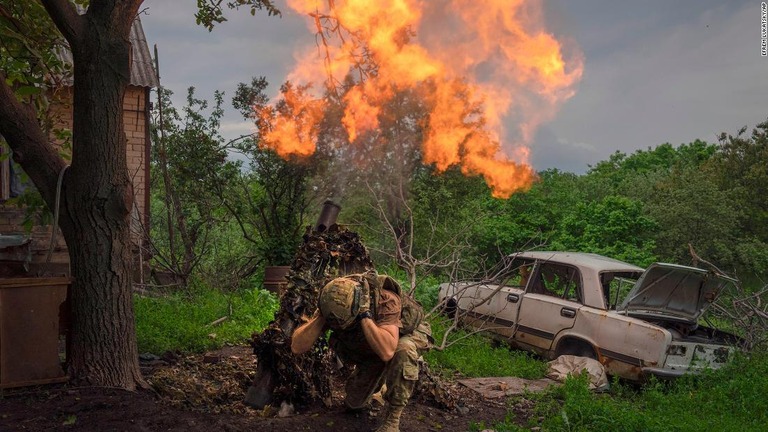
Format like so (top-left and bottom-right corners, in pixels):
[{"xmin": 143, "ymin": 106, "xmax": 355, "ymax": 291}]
[
  {"xmin": 124, "ymin": 86, "xmax": 149, "ymax": 236},
  {"xmin": 0, "ymin": 85, "xmax": 151, "ymax": 275}
]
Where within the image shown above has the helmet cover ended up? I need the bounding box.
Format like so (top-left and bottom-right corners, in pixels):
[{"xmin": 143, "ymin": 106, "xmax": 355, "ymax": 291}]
[{"xmin": 318, "ymin": 277, "xmax": 361, "ymax": 329}]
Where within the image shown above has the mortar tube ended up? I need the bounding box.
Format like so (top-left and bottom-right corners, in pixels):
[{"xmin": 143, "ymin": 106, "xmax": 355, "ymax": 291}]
[{"xmin": 314, "ymin": 200, "xmax": 341, "ymax": 232}]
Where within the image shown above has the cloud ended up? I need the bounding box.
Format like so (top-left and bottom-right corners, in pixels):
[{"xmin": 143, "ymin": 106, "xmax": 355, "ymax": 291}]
[
  {"xmin": 220, "ymin": 120, "xmax": 255, "ymax": 137},
  {"xmin": 536, "ymin": 1, "xmax": 766, "ymax": 173},
  {"xmin": 141, "ymin": 0, "xmax": 306, "ymax": 134},
  {"xmin": 141, "ymin": 1, "xmax": 765, "ymax": 175},
  {"xmin": 531, "ymin": 126, "xmax": 598, "ymax": 173}
]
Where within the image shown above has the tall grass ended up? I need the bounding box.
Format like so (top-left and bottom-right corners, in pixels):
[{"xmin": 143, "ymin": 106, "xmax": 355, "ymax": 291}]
[
  {"xmin": 134, "ymin": 285, "xmax": 279, "ymax": 354},
  {"xmin": 485, "ymin": 352, "xmax": 768, "ymax": 432},
  {"xmin": 424, "ymin": 317, "xmax": 547, "ymax": 379}
]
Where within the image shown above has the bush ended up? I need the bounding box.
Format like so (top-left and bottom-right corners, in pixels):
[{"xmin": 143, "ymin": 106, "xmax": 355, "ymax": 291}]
[
  {"xmin": 373, "ymin": 266, "xmax": 445, "ymax": 310},
  {"xmin": 135, "ymin": 285, "xmax": 279, "ymax": 354}
]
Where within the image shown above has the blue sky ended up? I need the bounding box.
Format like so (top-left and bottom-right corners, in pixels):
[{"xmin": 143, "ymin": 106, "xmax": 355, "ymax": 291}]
[{"xmin": 140, "ymin": 0, "xmax": 767, "ymax": 174}]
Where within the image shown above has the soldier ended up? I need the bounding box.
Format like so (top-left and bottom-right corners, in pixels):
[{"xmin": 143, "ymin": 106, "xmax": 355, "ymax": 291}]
[{"xmin": 291, "ymin": 272, "xmax": 431, "ymax": 432}]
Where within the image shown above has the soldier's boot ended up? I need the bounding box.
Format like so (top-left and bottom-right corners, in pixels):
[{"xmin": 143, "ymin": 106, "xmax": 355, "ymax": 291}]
[{"xmin": 374, "ymin": 405, "xmax": 404, "ymax": 432}]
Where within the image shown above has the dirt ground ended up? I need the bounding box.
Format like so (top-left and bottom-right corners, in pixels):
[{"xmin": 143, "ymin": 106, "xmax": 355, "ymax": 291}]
[{"xmin": 0, "ymin": 346, "xmax": 516, "ymax": 432}]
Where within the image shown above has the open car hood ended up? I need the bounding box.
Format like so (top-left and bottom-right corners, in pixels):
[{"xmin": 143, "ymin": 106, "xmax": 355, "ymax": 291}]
[{"xmin": 619, "ymin": 263, "xmax": 737, "ymax": 323}]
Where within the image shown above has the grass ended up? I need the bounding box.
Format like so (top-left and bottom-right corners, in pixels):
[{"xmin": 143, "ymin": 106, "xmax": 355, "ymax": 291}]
[
  {"xmin": 134, "ymin": 277, "xmax": 768, "ymax": 432},
  {"xmin": 134, "ymin": 285, "xmax": 279, "ymax": 354},
  {"xmin": 411, "ymin": 280, "xmax": 768, "ymax": 432},
  {"xmin": 424, "ymin": 316, "xmax": 548, "ymax": 379},
  {"xmin": 478, "ymin": 351, "xmax": 768, "ymax": 432},
  {"xmin": 134, "ymin": 275, "xmax": 548, "ymax": 380}
]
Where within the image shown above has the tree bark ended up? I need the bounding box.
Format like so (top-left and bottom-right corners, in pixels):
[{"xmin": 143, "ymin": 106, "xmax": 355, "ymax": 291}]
[
  {"xmin": 0, "ymin": 0, "xmax": 146, "ymax": 389},
  {"xmin": 62, "ymin": 0, "xmax": 146, "ymax": 389}
]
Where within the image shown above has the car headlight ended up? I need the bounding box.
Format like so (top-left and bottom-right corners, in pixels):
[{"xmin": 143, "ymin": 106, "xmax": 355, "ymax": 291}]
[{"xmin": 667, "ymin": 345, "xmax": 687, "ymax": 356}]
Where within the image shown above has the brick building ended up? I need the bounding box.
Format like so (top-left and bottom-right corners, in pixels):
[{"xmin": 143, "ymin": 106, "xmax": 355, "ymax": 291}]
[{"xmin": 0, "ymin": 17, "xmax": 158, "ymax": 276}]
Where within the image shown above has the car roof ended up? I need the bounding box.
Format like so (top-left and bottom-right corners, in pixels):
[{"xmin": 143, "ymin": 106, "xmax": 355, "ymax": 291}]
[{"xmin": 508, "ymin": 251, "xmax": 644, "ymax": 273}]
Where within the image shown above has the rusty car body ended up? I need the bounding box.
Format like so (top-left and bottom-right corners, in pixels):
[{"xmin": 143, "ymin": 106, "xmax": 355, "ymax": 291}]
[{"xmin": 438, "ymin": 251, "xmax": 741, "ymax": 381}]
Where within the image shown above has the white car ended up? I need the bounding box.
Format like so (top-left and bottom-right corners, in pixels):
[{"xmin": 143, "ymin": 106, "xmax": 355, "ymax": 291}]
[{"xmin": 438, "ymin": 251, "xmax": 741, "ymax": 380}]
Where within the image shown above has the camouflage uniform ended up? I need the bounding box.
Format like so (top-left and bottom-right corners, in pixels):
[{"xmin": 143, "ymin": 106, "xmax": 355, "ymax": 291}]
[{"xmin": 329, "ymin": 289, "xmax": 432, "ymax": 410}]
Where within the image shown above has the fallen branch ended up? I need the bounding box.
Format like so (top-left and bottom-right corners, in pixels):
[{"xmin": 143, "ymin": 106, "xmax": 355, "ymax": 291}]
[{"xmin": 207, "ymin": 316, "xmax": 228, "ymax": 327}]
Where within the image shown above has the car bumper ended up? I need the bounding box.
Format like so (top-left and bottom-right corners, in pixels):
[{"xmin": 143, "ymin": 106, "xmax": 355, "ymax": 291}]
[{"xmin": 640, "ymin": 367, "xmax": 689, "ymax": 380}]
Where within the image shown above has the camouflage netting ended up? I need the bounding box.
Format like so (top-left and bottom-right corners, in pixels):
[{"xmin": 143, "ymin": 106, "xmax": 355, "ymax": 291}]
[
  {"xmin": 249, "ymin": 225, "xmax": 374, "ymax": 407},
  {"xmin": 413, "ymin": 361, "xmax": 459, "ymax": 409},
  {"xmin": 249, "ymin": 223, "xmax": 458, "ymax": 411}
]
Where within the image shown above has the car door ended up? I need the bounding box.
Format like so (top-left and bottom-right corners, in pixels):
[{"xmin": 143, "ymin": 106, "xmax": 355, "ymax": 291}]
[
  {"xmin": 453, "ymin": 281, "xmax": 500, "ymax": 330},
  {"xmin": 452, "ymin": 259, "xmax": 531, "ymax": 334},
  {"xmin": 482, "ymin": 258, "xmax": 533, "ymax": 338},
  {"xmin": 513, "ymin": 261, "xmax": 582, "ymax": 353},
  {"xmin": 486, "ymin": 283, "xmax": 524, "ymax": 338}
]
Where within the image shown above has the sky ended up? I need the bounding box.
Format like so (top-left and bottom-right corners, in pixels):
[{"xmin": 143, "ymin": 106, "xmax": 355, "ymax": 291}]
[{"xmin": 139, "ymin": 0, "xmax": 767, "ymax": 174}]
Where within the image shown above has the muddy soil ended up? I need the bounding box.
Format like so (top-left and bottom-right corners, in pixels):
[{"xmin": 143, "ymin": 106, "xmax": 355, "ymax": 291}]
[{"xmin": 0, "ymin": 346, "xmax": 514, "ymax": 432}]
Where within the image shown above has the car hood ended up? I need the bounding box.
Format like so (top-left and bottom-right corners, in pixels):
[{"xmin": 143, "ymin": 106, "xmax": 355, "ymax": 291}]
[{"xmin": 619, "ymin": 263, "xmax": 737, "ymax": 323}]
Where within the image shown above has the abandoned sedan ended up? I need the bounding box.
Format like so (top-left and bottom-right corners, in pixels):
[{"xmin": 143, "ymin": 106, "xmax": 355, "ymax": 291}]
[{"xmin": 438, "ymin": 251, "xmax": 741, "ymax": 381}]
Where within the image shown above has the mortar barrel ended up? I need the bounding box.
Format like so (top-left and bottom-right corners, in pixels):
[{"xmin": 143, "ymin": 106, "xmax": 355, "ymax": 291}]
[{"xmin": 314, "ymin": 200, "xmax": 341, "ymax": 232}]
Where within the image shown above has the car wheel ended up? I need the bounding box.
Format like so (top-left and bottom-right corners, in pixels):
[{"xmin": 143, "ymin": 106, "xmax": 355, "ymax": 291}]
[{"xmin": 557, "ymin": 339, "xmax": 597, "ymax": 360}]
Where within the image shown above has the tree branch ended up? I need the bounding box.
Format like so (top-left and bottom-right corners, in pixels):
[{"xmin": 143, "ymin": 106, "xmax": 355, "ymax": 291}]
[
  {"xmin": 40, "ymin": 0, "xmax": 84, "ymax": 44},
  {"xmin": 0, "ymin": 71, "xmax": 64, "ymax": 209}
]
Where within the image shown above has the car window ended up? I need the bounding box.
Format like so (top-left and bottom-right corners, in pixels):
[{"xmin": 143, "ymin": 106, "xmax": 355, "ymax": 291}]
[
  {"xmin": 529, "ymin": 262, "xmax": 582, "ymax": 303},
  {"xmin": 601, "ymin": 271, "xmax": 642, "ymax": 309},
  {"xmin": 500, "ymin": 259, "xmax": 535, "ymax": 288}
]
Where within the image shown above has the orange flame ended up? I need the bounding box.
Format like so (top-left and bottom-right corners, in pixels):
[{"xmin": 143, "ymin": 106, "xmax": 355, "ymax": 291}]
[
  {"xmin": 342, "ymin": 84, "xmax": 381, "ymax": 143},
  {"xmin": 261, "ymin": 0, "xmax": 582, "ymax": 198},
  {"xmin": 259, "ymin": 84, "xmax": 324, "ymax": 158}
]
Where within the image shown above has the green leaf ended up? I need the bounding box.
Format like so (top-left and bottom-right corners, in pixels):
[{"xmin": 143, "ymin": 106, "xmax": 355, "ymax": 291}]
[
  {"xmin": 62, "ymin": 415, "xmax": 76, "ymax": 426},
  {"xmin": 21, "ymin": 218, "xmax": 34, "ymax": 233},
  {"xmin": 15, "ymin": 85, "xmax": 42, "ymax": 97}
]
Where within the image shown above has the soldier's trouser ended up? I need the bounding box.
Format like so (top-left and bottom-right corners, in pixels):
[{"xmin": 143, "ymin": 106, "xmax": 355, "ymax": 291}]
[{"xmin": 344, "ymin": 322, "xmax": 431, "ymax": 410}]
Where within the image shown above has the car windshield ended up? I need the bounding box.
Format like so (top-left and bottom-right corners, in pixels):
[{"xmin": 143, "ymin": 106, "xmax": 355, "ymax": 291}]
[{"xmin": 602, "ymin": 271, "xmax": 642, "ymax": 309}]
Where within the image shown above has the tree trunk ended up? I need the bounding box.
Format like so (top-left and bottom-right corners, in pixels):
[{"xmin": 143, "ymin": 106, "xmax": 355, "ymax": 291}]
[
  {"xmin": 57, "ymin": 5, "xmax": 145, "ymax": 389},
  {"xmin": 0, "ymin": 0, "xmax": 146, "ymax": 390}
]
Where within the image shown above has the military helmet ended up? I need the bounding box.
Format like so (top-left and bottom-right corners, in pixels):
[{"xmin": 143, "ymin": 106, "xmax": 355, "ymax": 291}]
[{"xmin": 318, "ymin": 277, "xmax": 362, "ymax": 330}]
